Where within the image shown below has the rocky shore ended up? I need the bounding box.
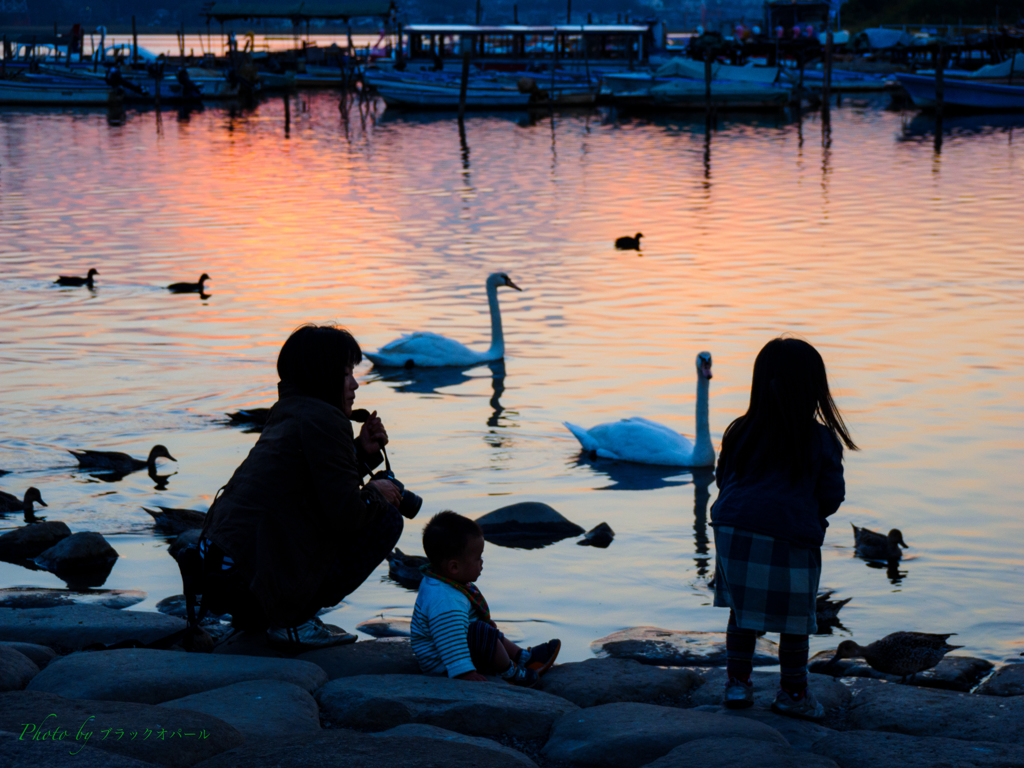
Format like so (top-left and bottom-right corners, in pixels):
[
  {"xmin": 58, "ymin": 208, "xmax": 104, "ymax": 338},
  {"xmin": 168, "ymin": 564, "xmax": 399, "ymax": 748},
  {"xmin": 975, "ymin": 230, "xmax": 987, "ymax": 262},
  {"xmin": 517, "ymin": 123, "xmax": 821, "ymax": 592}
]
[{"xmin": 1, "ymin": 606, "xmax": 1022, "ymax": 768}]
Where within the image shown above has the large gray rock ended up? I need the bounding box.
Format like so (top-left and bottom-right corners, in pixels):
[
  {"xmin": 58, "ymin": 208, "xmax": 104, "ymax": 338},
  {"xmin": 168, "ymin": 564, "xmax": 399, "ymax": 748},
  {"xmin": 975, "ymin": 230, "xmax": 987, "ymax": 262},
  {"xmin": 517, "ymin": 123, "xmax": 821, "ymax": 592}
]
[
  {"xmin": 0, "ymin": 605, "xmax": 185, "ymax": 652},
  {"xmin": 539, "ymin": 658, "xmax": 700, "ymax": 708},
  {"xmin": 0, "ymin": 587, "xmax": 146, "ymax": 611},
  {"xmin": 0, "ymin": 644, "xmax": 39, "ymax": 691},
  {"xmin": 316, "ymin": 673, "xmax": 578, "ymax": 741},
  {"xmin": 541, "ymin": 702, "xmax": 787, "ymax": 768},
  {"xmin": 298, "ymin": 638, "xmax": 421, "ymax": 679},
  {"xmin": 475, "ymin": 502, "xmax": 585, "ymax": 549},
  {"xmin": 690, "ymin": 669, "xmax": 851, "ymax": 714},
  {"xmin": 812, "ymin": 730, "xmax": 1024, "ymax": 768},
  {"xmin": 160, "ymin": 679, "xmax": 320, "ymax": 738},
  {"xmin": 35, "ymin": 532, "xmax": 118, "ymax": 571},
  {"xmin": 694, "ymin": 707, "xmax": 836, "ymax": 751},
  {"xmin": 28, "ymin": 647, "xmax": 328, "ymax": 704},
  {"xmin": 592, "ymin": 627, "xmax": 779, "ymax": 667},
  {"xmin": 847, "ymin": 684, "xmax": 1024, "ymax": 744},
  {"xmin": 375, "ymin": 724, "xmax": 537, "ymax": 766},
  {"xmin": 646, "ymin": 737, "xmax": 840, "ymax": 768},
  {"xmin": 193, "ymin": 729, "xmax": 536, "ymax": 768},
  {"xmin": 976, "ymin": 664, "xmax": 1024, "ymax": 697},
  {"xmin": 0, "ymin": 729, "xmax": 158, "ymax": 768},
  {"xmin": 809, "ymin": 650, "xmax": 993, "ymax": 692},
  {"xmin": 0, "ymin": 640, "xmax": 56, "ymax": 669},
  {"xmin": 0, "ymin": 521, "xmax": 71, "ymax": 560},
  {"xmin": 0, "ymin": 691, "xmax": 243, "ymax": 768}
]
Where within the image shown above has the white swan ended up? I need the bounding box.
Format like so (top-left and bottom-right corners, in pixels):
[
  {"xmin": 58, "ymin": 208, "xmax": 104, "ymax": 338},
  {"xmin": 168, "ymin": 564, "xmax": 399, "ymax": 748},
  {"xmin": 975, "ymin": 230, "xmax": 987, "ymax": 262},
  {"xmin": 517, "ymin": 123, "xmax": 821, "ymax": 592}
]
[
  {"xmin": 365, "ymin": 273, "xmax": 522, "ymax": 368},
  {"xmin": 564, "ymin": 352, "xmax": 715, "ymax": 467}
]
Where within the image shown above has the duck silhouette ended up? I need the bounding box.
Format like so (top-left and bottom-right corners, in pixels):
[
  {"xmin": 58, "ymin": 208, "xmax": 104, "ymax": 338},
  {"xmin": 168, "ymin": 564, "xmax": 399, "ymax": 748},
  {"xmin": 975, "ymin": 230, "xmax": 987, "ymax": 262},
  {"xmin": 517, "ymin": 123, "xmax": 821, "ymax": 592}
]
[
  {"xmin": 826, "ymin": 631, "xmax": 962, "ymax": 683},
  {"xmin": 168, "ymin": 273, "xmax": 210, "ymax": 294},
  {"xmin": 55, "ymin": 268, "xmax": 99, "ymax": 288},
  {"xmin": 143, "ymin": 506, "xmax": 206, "ymax": 534},
  {"xmin": 852, "ymin": 523, "xmax": 908, "ymax": 561},
  {"xmin": 615, "ymin": 233, "xmax": 643, "ymax": 250},
  {"xmin": 0, "ymin": 487, "xmax": 47, "ymax": 521},
  {"xmin": 226, "ymin": 408, "xmax": 271, "ymax": 428},
  {"xmin": 70, "ymin": 445, "xmax": 176, "ymax": 474}
]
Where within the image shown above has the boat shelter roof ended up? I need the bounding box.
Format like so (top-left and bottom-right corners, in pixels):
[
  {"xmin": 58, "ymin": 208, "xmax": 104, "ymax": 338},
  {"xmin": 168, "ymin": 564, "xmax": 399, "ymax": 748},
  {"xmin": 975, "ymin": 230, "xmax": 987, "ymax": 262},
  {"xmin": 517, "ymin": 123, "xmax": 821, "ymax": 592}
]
[
  {"xmin": 204, "ymin": 0, "xmax": 394, "ymax": 22},
  {"xmin": 403, "ymin": 24, "xmax": 649, "ymax": 34}
]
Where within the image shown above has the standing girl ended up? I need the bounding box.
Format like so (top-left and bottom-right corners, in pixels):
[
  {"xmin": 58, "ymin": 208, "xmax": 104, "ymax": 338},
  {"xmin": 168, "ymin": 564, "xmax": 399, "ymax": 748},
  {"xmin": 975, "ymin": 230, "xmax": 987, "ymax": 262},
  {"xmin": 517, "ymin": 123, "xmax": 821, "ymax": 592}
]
[{"xmin": 710, "ymin": 337, "xmax": 857, "ymax": 720}]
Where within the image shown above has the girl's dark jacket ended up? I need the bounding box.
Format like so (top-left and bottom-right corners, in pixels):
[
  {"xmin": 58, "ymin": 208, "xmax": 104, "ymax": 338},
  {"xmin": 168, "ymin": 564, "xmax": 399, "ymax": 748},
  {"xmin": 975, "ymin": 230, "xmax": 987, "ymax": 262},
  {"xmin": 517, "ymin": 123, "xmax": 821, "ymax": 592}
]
[
  {"xmin": 200, "ymin": 384, "xmax": 389, "ymax": 625},
  {"xmin": 710, "ymin": 422, "xmax": 845, "ymax": 549}
]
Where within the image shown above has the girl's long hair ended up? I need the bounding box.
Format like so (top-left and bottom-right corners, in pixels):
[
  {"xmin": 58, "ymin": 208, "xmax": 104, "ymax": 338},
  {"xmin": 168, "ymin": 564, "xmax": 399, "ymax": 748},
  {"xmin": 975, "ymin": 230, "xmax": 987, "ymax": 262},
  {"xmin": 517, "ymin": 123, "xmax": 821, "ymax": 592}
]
[{"xmin": 720, "ymin": 337, "xmax": 858, "ymax": 482}]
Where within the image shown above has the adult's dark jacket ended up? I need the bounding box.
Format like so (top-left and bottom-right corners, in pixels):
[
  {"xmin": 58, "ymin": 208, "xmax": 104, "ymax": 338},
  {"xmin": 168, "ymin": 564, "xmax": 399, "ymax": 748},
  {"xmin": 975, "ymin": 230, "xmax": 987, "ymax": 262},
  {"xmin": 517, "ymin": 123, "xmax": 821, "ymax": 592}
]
[
  {"xmin": 710, "ymin": 422, "xmax": 845, "ymax": 549},
  {"xmin": 200, "ymin": 384, "xmax": 388, "ymax": 625}
]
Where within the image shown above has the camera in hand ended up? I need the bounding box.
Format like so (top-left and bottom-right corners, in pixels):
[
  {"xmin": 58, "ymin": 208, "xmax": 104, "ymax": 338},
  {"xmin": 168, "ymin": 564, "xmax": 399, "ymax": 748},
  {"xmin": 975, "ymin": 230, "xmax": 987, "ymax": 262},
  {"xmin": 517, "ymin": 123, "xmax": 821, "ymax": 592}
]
[
  {"xmin": 372, "ymin": 469, "xmax": 423, "ymax": 519},
  {"xmin": 352, "ymin": 408, "xmax": 423, "ymax": 520}
]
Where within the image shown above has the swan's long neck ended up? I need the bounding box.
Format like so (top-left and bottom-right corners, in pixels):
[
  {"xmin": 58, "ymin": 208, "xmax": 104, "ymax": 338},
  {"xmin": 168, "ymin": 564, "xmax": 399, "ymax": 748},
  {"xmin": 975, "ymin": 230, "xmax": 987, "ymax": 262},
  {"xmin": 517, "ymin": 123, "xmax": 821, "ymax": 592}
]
[
  {"xmin": 485, "ymin": 281, "xmax": 504, "ymax": 359},
  {"xmin": 693, "ymin": 373, "xmax": 714, "ymax": 464}
]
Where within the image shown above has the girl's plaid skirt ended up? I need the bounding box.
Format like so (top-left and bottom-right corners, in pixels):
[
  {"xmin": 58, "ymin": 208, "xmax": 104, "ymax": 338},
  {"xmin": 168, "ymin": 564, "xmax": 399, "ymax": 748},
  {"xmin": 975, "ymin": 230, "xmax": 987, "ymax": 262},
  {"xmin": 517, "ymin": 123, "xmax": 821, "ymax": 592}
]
[{"xmin": 712, "ymin": 525, "xmax": 821, "ymax": 635}]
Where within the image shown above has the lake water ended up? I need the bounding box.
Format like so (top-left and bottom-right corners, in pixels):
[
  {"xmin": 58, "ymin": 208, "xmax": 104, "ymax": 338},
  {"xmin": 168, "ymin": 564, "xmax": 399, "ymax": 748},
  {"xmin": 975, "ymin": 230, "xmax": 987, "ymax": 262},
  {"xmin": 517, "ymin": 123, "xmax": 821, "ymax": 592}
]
[{"xmin": 1, "ymin": 94, "xmax": 1021, "ymax": 665}]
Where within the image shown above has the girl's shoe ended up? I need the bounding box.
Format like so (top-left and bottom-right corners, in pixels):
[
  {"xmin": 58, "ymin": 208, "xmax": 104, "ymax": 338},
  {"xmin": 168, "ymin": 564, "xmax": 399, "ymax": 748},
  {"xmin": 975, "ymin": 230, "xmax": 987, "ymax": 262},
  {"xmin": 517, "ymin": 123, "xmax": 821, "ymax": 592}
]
[
  {"xmin": 521, "ymin": 639, "xmax": 561, "ymax": 675},
  {"xmin": 723, "ymin": 677, "xmax": 754, "ymax": 709},
  {"xmin": 500, "ymin": 661, "xmax": 540, "ymax": 688},
  {"xmin": 771, "ymin": 689, "xmax": 825, "ymax": 721}
]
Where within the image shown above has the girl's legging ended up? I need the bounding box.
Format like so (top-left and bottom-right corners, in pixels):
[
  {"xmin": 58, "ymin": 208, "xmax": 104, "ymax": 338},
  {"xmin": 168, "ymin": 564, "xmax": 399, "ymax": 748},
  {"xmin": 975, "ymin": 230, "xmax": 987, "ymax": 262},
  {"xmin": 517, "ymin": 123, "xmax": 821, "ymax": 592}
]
[{"xmin": 726, "ymin": 610, "xmax": 809, "ymax": 693}]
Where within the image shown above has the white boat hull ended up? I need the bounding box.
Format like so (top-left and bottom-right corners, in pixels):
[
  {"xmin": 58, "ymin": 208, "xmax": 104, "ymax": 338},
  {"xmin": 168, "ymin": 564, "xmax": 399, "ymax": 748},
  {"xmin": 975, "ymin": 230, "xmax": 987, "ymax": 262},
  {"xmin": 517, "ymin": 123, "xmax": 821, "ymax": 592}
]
[
  {"xmin": 896, "ymin": 74, "xmax": 1024, "ymax": 110},
  {"xmin": 0, "ymin": 80, "xmax": 113, "ymax": 106}
]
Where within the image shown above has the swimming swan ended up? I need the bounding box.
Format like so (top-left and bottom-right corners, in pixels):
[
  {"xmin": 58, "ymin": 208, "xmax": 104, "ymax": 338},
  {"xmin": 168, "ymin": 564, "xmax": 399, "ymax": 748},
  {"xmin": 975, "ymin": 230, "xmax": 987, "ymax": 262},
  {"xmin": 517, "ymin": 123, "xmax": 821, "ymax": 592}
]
[
  {"xmin": 365, "ymin": 273, "xmax": 522, "ymax": 368},
  {"xmin": 564, "ymin": 352, "xmax": 715, "ymax": 467}
]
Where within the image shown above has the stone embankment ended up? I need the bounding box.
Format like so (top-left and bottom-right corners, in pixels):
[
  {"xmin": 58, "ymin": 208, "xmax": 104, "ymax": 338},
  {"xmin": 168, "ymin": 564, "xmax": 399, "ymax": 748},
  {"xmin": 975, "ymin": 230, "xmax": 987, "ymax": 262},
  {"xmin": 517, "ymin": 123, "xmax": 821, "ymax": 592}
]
[{"xmin": 1, "ymin": 613, "xmax": 1021, "ymax": 768}]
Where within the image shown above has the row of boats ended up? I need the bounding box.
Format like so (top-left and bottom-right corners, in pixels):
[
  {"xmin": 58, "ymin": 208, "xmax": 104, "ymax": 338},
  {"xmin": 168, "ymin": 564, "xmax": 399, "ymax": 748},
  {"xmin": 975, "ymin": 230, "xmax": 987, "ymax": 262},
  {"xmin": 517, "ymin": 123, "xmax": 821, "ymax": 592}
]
[{"xmin": 2, "ymin": 52, "xmax": 1023, "ymax": 112}]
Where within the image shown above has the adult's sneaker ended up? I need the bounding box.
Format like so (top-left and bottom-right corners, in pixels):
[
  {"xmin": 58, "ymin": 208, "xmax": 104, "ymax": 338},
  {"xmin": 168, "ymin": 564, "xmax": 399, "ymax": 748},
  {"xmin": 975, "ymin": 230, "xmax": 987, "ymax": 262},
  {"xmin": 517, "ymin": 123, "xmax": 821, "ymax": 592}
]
[
  {"xmin": 723, "ymin": 677, "xmax": 754, "ymax": 709},
  {"xmin": 266, "ymin": 617, "xmax": 357, "ymax": 653},
  {"xmin": 522, "ymin": 639, "xmax": 561, "ymax": 675},
  {"xmin": 771, "ymin": 689, "xmax": 825, "ymax": 721}
]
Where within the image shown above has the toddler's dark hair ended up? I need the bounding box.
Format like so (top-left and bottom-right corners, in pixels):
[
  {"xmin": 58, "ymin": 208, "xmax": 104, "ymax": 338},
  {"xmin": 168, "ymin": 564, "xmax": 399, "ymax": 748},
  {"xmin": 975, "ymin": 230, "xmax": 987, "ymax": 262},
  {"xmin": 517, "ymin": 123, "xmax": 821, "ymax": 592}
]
[{"xmin": 423, "ymin": 511, "xmax": 483, "ymax": 570}]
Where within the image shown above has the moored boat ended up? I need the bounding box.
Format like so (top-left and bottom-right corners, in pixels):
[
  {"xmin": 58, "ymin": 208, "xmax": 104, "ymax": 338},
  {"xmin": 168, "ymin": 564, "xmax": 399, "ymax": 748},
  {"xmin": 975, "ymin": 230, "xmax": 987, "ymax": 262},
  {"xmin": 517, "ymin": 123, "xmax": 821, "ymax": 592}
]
[
  {"xmin": 0, "ymin": 78, "xmax": 114, "ymax": 106},
  {"xmin": 895, "ymin": 73, "xmax": 1024, "ymax": 111}
]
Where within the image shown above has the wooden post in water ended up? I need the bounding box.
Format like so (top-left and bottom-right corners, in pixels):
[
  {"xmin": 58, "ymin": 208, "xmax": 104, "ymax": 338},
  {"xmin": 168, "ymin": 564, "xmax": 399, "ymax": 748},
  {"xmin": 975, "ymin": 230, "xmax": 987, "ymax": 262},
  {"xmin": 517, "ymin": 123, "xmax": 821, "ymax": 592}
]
[
  {"xmin": 458, "ymin": 36, "xmax": 471, "ymax": 120},
  {"xmin": 475, "ymin": 0, "xmax": 481, "ymax": 25},
  {"xmin": 704, "ymin": 49, "xmax": 712, "ymax": 116},
  {"xmin": 53, "ymin": 22, "xmax": 59, "ymax": 62},
  {"xmin": 823, "ymin": 29, "xmax": 833, "ymax": 106},
  {"xmin": 2, "ymin": 34, "xmax": 6, "ymax": 78},
  {"xmin": 131, "ymin": 16, "xmax": 138, "ymax": 66},
  {"xmin": 566, "ymin": 0, "xmax": 572, "ymax": 23},
  {"xmin": 1009, "ymin": 48, "xmax": 1017, "ymax": 85},
  {"xmin": 935, "ymin": 44, "xmax": 944, "ymax": 117},
  {"xmin": 284, "ymin": 93, "xmax": 290, "ymax": 137},
  {"xmin": 513, "ymin": 5, "xmax": 518, "ymax": 23},
  {"xmin": 179, "ymin": 22, "xmax": 185, "ymax": 59}
]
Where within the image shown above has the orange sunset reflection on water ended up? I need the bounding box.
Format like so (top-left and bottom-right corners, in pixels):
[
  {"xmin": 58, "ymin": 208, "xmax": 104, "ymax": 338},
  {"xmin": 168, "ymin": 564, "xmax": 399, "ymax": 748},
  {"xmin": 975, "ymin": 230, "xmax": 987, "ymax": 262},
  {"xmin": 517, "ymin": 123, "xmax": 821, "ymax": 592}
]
[{"xmin": 0, "ymin": 93, "xmax": 1021, "ymax": 662}]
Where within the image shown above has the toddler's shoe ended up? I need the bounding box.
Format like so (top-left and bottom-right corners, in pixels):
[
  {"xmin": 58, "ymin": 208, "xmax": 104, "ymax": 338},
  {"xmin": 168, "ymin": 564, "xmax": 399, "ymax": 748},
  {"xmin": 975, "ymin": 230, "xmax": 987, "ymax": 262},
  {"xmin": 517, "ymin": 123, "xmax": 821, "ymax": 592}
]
[
  {"xmin": 500, "ymin": 662, "xmax": 540, "ymax": 688},
  {"xmin": 771, "ymin": 688, "xmax": 825, "ymax": 722},
  {"xmin": 521, "ymin": 639, "xmax": 561, "ymax": 675},
  {"xmin": 266, "ymin": 617, "xmax": 357, "ymax": 653},
  {"xmin": 723, "ymin": 677, "xmax": 754, "ymax": 709}
]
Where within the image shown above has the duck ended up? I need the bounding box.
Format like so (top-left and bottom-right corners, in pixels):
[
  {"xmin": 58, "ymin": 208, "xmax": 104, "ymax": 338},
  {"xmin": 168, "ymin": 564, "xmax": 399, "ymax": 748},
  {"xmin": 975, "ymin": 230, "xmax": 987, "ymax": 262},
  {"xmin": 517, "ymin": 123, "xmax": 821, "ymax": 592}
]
[
  {"xmin": 54, "ymin": 268, "xmax": 99, "ymax": 288},
  {"xmin": 615, "ymin": 233, "xmax": 643, "ymax": 250},
  {"xmin": 226, "ymin": 408, "xmax": 271, "ymax": 427},
  {"xmin": 827, "ymin": 632, "xmax": 963, "ymax": 683},
  {"xmin": 564, "ymin": 351, "xmax": 715, "ymax": 467},
  {"xmin": 366, "ymin": 273, "xmax": 522, "ymax": 368},
  {"xmin": 0, "ymin": 487, "xmax": 47, "ymax": 520},
  {"xmin": 387, "ymin": 548, "xmax": 429, "ymax": 588},
  {"xmin": 852, "ymin": 523, "xmax": 908, "ymax": 561},
  {"xmin": 69, "ymin": 444, "xmax": 176, "ymax": 473},
  {"xmin": 816, "ymin": 590, "xmax": 852, "ymax": 623},
  {"xmin": 143, "ymin": 506, "xmax": 206, "ymax": 535},
  {"xmin": 167, "ymin": 273, "xmax": 210, "ymax": 293}
]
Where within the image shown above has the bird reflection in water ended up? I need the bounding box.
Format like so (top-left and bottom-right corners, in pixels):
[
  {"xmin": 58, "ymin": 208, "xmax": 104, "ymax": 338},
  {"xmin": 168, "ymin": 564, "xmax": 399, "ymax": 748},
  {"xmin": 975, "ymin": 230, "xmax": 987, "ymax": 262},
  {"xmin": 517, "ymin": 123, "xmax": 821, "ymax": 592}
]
[
  {"xmin": 573, "ymin": 456, "xmax": 695, "ymax": 492},
  {"xmin": 690, "ymin": 467, "xmax": 714, "ymax": 579},
  {"xmin": 84, "ymin": 466, "xmax": 175, "ymax": 490}
]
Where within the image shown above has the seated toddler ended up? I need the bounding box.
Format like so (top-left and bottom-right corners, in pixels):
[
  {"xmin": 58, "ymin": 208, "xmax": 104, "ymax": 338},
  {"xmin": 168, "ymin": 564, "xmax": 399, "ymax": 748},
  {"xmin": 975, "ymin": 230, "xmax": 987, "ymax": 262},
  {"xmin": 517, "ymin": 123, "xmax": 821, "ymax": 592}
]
[{"xmin": 410, "ymin": 511, "xmax": 560, "ymax": 686}]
